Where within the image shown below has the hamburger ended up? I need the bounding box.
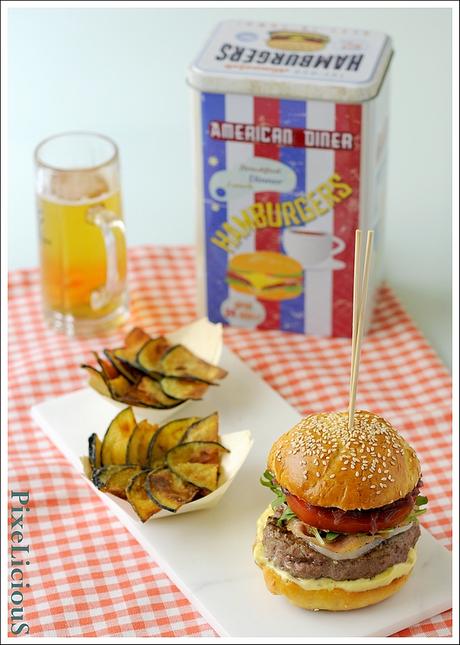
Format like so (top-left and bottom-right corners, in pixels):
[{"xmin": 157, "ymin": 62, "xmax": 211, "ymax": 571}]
[
  {"xmin": 254, "ymin": 411, "xmax": 427, "ymax": 611},
  {"xmin": 267, "ymin": 30, "xmax": 329, "ymax": 52},
  {"xmin": 226, "ymin": 251, "xmax": 303, "ymax": 301}
]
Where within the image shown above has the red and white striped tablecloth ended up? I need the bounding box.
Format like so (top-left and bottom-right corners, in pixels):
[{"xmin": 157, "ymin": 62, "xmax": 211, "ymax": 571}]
[{"xmin": 8, "ymin": 245, "xmax": 452, "ymax": 637}]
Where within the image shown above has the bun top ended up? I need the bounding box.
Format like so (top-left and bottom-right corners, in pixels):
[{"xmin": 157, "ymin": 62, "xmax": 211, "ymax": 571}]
[
  {"xmin": 229, "ymin": 251, "xmax": 302, "ymax": 277},
  {"xmin": 267, "ymin": 410, "xmax": 421, "ymax": 511}
]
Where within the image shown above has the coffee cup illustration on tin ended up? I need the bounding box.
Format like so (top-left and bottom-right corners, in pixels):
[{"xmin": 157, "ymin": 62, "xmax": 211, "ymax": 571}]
[{"xmin": 282, "ymin": 228, "xmax": 346, "ymax": 270}]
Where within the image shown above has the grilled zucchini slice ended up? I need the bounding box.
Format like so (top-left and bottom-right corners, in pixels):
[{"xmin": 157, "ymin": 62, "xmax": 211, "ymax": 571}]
[
  {"xmin": 148, "ymin": 417, "xmax": 200, "ymax": 469},
  {"xmin": 107, "ymin": 374, "xmax": 132, "ymax": 401},
  {"xmin": 160, "ymin": 345, "xmax": 227, "ymax": 383},
  {"xmin": 145, "ymin": 468, "xmax": 197, "ymax": 512},
  {"xmin": 94, "ymin": 352, "xmax": 119, "ymax": 380},
  {"xmin": 136, "ymin": 337, "xmax": 171, "ymax": 375},
  {"xmin": 125, "ymin": 327, "xmax": 151, "ymax": 348},
  {"xmin": 92, "ymin": 465, "xmax": 127, "ymax": 490},
  {"xmin": 160, "ymin": 377, "xmax": 209, "ymax": 401},
  {"xmin": 103, "ymin": 465, "xmax": 141, "ymax": 499},
  {"xmin": 182, "ymin": 412, "xmax": 219, "ymax": 443},
  {"xmin": 88, "ymin": 433, "xmax": 102, "ymax": 470},
  {"xmin": 126, "ymin": 471, "xmax": 161, "ymax": 522},
  {"xmin": 126, "ymin": 419, "xmax": 159, "ymax": 467},
  {"xmin": 101, "ymin": 407, "xmax": 137, "ymax": 465},
  {"xmin": 130, "ymin": 376, "xmax": 182, "ymax": 408},
  {"xmin": 104, "ymin": 349, "xmax": 143, "ymax": 385},
  {"xmin": 113, "ymin": 327, "xmax": 152, "ymax": 369},
  {"xmin": 81, "ymin": 365, "xmax": 111, "ymax": 397},
  {"xmin": 166, "ymin": 441, "xmax": 229, "ymax": 491}
]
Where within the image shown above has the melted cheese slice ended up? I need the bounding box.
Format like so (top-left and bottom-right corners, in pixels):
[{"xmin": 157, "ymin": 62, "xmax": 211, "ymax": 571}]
[
  {"xmin": 254, "ymin": 506, "xmax": 417, "ymax": 593},
  {"xmin": 233, "ymin": 271, "xmax": 300, "ymax": 291},
  {"xmin": 241, "ymin": 272, "xmax": 286, "ymax": 291}
]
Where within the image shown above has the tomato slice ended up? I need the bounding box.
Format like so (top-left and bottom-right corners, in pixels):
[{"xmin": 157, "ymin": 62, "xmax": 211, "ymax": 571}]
[{"xmin": 285, "ymin": 493, "xmax": 415, "ymax": 534}]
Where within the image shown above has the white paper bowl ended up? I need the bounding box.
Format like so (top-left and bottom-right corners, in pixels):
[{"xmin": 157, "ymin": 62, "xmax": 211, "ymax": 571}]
[
  {"xmin": 85, "ymin": 430, "xmax": 253, "ymax": 521},
  {"xmin": 90, "ymin": 317, "xmax": 224, "ymax": 425}
]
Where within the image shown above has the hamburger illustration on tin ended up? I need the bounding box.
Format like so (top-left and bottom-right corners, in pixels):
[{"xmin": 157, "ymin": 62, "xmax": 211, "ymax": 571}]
[
  {"xmin": 267, "ymin": 30, "xmax": 329, "ymax": 52},
  {"xmin": 226, "ymin": 251, "xmax": 303, "ymax": 301}
]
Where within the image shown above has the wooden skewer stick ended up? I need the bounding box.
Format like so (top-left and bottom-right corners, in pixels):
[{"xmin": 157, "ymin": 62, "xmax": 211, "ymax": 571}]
[
  {"xmin": 348, "ymin": 230, "xmax": 374, "ymax": 430},
  {"xmin": 348, "ymin": 229, "xmax": 363, "ymax": 427}
]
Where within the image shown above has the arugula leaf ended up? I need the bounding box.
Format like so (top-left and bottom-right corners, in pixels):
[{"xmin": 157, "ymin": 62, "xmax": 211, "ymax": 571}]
[
  {"xmin": 260, "ymin": 471, "xmax": 296, "ymax": 525},
  {"xmin": 277, "ymin": 507, "xmax": 297, "ymax": 527},
  {"xmin": 308, "ymin": 526, "xmax": 326, "ymax": 545},
  {"xmin": 260, "ymin": 470, "xmax": 286, "ymax": 510},
  {"xmin": 406, "ymin": 494, "xmax": 428, "ymax": 523}
]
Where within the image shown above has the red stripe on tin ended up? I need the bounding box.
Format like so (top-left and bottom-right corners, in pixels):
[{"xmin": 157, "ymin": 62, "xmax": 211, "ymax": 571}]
[
  {"xmin": 254, "ymin": 97, "xmax": 281, "ymax": 330},
  {"xmin": 333, "ymin": 104, "xmax": 362, "ymax": 337}
]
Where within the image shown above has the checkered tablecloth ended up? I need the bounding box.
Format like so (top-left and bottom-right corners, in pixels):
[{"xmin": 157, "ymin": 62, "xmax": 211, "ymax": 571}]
[{"xmin": 8, "ymin": 245, "xmax": 452, "ymax": 637}]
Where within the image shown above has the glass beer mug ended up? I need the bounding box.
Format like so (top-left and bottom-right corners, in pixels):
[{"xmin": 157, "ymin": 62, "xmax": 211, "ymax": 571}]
[{"xmin": 35, "ymin": 132, "xmax": 129, "ymax": 336}]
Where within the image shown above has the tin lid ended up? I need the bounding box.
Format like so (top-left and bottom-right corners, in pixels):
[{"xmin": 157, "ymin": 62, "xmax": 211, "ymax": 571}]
[{"xmin": 188, "ymin": 21, "xmax": 393, "ymax": 102}]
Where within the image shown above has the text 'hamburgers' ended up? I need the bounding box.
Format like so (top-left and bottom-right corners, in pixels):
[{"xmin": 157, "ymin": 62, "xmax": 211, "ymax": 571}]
[{"xmin": 254, "ymin": 411, "xmax": 427, "ymax": 611}]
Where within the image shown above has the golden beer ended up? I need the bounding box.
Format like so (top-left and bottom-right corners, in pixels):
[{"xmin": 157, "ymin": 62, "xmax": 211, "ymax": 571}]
[{"xmin": 35, "ymin": 133, "xmax": 129, "ymax": 335}]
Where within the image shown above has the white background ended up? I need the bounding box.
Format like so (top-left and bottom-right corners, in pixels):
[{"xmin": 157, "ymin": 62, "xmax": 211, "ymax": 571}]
[{"xmin": 7, "ymin": 7, "xmax": 452, "ymax": 367}]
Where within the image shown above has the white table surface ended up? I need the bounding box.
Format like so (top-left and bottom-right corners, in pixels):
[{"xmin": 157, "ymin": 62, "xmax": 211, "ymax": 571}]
[{"xmin": 6, "ymin": 7, "xmax": 452, "ymax": 368}]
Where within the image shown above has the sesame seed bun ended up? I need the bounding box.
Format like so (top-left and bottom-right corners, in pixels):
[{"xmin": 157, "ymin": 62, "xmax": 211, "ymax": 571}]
[
  {"xmin": 259, "ymin": 562, "xmax": 412, "ymax": 611},
  {"xmin": 267, "ymin": 411, "xmax": 421, "ymax": 510}
]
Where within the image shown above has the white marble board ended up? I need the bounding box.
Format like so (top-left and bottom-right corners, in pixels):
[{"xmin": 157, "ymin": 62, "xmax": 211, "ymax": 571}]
[{"xmin": 31, "ymin": 345, "xmax": 452, "ymax": 637}]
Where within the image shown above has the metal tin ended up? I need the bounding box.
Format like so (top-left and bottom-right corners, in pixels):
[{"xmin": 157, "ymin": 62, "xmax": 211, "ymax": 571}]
[{"xmin": 189, "ymin": 21, "xmax": 393, "ymax": 336}]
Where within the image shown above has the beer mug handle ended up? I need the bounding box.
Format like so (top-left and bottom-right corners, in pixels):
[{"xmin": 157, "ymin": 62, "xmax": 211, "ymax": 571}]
[
  {"xmin": 332, "ymin": 236, "xmax": 346, "ymax": 257},
  {"xmin": 86, "ymin": 206, "xmax": 125, "ymax": 311}
]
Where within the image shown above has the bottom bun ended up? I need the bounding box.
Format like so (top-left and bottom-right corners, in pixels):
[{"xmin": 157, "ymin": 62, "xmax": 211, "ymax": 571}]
[{"xmin": 259, "ymin": 563, "xmax": 411, "ymax": 611}]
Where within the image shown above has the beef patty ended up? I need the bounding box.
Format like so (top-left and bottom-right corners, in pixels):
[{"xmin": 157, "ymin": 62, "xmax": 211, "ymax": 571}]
[{"xmin": 262, "ymin": 515, "xmax": 420, "ymax": 581}]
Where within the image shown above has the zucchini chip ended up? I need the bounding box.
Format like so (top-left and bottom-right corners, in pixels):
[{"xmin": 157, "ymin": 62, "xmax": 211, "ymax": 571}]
[
  {"xmin": 104, "ymin": 349, "xmax": 143, "ymax": 385},
  {"xmin": 145, "ymin": 468, "xmax": 198, "ymax": 512},
  {"xmin": 103, "ymin": 465, "xmax": 141, "ymax": 499},
  {"xmin": 160, "ymin": 377, "xmax": 209, "ymax": 401},
  {"xmin": 125, "ymin": 327, "xmax": 151, "ymax": 349},
  {"xmin": 107, "ymin": 374, "xmax": 132, "ymax": 401},
  {"xmin": 148, "ymin": 417, "xmax": 200, "ymax": 469},
  {"xmin": 128, "ymin": 376, "xmax": 184, "ymax": 409},
  {"xmin": 160, "ymin": 345, "xmax": 227, "ymax": 383},
  {"xmin": 126, "ymin": 419, "xmax": 159, "ymax": 467},
  {"xmin": 92, "ymin": 465, "xmax": 127, "ymax": 490},
  {"xmin": 88, "ymin": 433, "xmax": 102, "ymax": 470},
  {"xmin": 136, "ymin": 337, "xmax": 171, "ymax": 375},
  {"xmin": 126, "ymin": 471, "xmax": 161, "ymax": 522},
  {"xmin": 94, "ymin": 352, "xmax": 119, "ymax": 380},
  {"xmin": 182, "ymin": 412, "xmax": 219, "ymax": 443},
  {"xmin": 114, "ymin": 327, "xmax": 152, "ymax": 369},
  {"xmin": 166, "ymin": 441, "xmax": 229, "ymax": 491},
  {"xmin": 81, "ymin": 365, "xmax": 111, "ymax": 397},
  {"xmin": 101, "ymin": 407, "xmax": 137, "ymax": 465}
]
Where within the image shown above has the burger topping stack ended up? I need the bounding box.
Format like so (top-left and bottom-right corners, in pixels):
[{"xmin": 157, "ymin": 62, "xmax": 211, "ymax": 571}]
[{"xmin": 254, "ymin": 410, "xmax": 427, "ymax": 610}]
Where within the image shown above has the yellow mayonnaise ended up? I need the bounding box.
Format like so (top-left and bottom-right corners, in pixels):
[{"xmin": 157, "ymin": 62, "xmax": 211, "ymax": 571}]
[{"xmin": 254, "ymin": 506, "xmax": 416, "ymax": 593}]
